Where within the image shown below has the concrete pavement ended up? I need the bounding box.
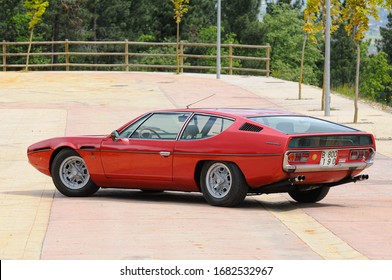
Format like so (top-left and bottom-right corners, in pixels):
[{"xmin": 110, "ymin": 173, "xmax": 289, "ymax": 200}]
[{"xmin": 0, "ymin": 71, "xmax": 391, "ymax": 259}]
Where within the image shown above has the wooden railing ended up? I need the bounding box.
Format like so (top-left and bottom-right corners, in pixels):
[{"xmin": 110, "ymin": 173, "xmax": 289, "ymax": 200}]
[{"xmin": 0, "ymin": 40, "xmax": 270, "ymax": 76}]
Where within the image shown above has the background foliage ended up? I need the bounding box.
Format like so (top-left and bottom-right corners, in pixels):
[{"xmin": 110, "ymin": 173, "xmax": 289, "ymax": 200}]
[{"xmin": 0, "ymin": 0, "xmax": 392, "ymax": 106}]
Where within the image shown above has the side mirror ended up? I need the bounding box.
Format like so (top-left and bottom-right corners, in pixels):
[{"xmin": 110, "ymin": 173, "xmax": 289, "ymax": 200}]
[{"xmin": 110, "ymin": 130, "xmax": 120, "ymax": 142}]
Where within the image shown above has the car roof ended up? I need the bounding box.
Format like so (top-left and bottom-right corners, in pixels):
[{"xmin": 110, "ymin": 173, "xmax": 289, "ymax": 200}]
[{"xmin": 154, "ymin": 108, "xmax": 298, "ymax": 118}]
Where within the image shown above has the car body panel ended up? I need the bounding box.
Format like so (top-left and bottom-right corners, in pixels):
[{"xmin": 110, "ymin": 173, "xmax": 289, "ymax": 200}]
[{"xmin": 100, "ymin": 137, "xmax": 175, "ymax": 181}]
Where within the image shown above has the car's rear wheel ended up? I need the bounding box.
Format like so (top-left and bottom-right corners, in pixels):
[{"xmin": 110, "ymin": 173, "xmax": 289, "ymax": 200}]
[
  {"xmin": 200, "ymin": 161, "xmax": 248, "ymax": 207},
  {"xmin": 288, "ymin": 186, "xmax": 330, "ymax": 203},
  {"xmin": 51, "ymin": 149, "xmax": 99, "ymax": 197}
]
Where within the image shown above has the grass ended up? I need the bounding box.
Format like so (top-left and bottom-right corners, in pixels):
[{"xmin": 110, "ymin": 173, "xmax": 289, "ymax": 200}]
[{"xmin": 332, "ymin": 84, "xmax": 355, "ymax": 98}]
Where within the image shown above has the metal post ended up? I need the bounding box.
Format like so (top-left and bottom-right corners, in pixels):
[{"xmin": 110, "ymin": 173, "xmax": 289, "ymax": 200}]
[
  {"xmin": 324, "ymin": 0, "xmax": 331, "ymax": 116},
  {"xmin": 216, "ymin": 0, "xmax": 221, "ymax": 79}
]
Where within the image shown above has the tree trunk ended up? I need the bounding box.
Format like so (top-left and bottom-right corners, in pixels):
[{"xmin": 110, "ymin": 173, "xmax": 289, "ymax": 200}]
[
  {"xmin": 25, "ymin": 28, "xmax": 34, "ymax": 71},
  {"xmin": 299, "ymin": 33, "xmax": 307, "ymax": 100},
  {"xmin": 354, "ymin": 42, "xmax": 360, "ymax": 123}
]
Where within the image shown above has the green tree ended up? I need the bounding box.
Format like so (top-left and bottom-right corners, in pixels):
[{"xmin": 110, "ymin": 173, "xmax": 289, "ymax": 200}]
[
  {"xmin": 361, "ymin": 52, "xmax": 392, "ymax": 105},
  {"xmin": 265, "ymin": 0, "xmax": 305, "ymax": 14},
  {"xmin": 171, "ymin": 0, "xmax": 190, "ymax": 73},
  {"xmin": 376, "ymin": 12, "xmax": 392, "ymax": 64},
  {"xmin": 342, "ymin": 0, "xmax": 392, "ymax": 123},
  {"xmin": 330, "ymin": 23, "xmax": 357, "ymax": 89},
  {"xmin": 183, "ymin": 0, "xmax": 216, "ymax": 42},
  {"xmin": 222, "ymin": 0, "xmax": 264, "ymax": 44},
  {"xmin": 263, "ymin": 4, "xmax": 322, "ymax": 84},
  {"xmin": 0, "ymin": 0, "xmax": 30, "ymax": 42},
  {"xmin": 24, "ymin": 0, "xmax": 49, "ymax": 71},
  {"xmin": 194, "ymin": 26, "xmax": 241, "ymax": 74},
  {"xmin": 266, "ymin": 0, "xmax": 304, "ymax": 15}
]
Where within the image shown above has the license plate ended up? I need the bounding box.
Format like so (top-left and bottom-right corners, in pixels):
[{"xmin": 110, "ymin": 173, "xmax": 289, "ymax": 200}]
[{"xmin": 320, "ymin": 150, "xmax": 338, "ymax": 166}]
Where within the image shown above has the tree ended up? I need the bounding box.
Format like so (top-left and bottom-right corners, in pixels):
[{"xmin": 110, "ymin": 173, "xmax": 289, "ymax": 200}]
[
  {"xmin": 24, "ymin": 0, "xmax": 49, "ymax": 71},
  {"xmin": 342, "ymin": 0, "xmax": 392, "ymax": 123},
  {"xmin": 182, "ymin": 0, "xmax": 216, "ymax": 42},
  {"xmin": 263, "ymin": 4, "xmax": 322, "ymax": 84},
  {"xmin": 266, "ymin": 0, "xmax": 304, "ymax": 15},
  {"xmin": 171, "ymin": 0, "xmax": 190, "ymax": 73},
  {"xmin": 302, "ymin": 0, "xmax": 341, "ymax": 105},
  {"xmin": 191, "ymin": 26, "xmax": 240, "ymax": 74},
  {"xmin": 222, "ymin": 0, "xmax": 263, "ymax": 44},
  {"xmin": 376, "ymin": 12, "xmax": 392, "ymax": 64},
  {"xmin": 0, "ymin": 1, "xmax": 30, "ymax": 42},
  {"xmin": 330, "ymin": 23, "xmax": 357, "ymax": 88},
  {"xmin": 361, "ymin": 52, "xmax": 392, "ymax": 105}
]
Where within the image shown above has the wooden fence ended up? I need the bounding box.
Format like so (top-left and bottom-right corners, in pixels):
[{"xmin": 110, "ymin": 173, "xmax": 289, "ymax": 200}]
[{"xmin": 0, "ymin": 40, "xmax": 270, "ymax": 76}]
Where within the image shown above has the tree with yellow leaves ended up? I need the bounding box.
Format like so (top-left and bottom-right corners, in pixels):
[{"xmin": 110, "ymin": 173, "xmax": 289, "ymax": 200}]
[
  {"xmin": 24, "ymin": 0, "xmax": 49, "ymax": 71},
  {"xmin": 342, "ymin": 0, "xmax": 392, "ymax": 123},
  {"xmin": 171, "ymin": 0, "xmax": 190, "ymax": 74},
  {"xmin": 301, "ymin": 0, "xmax": 341, "ymax": 104}
]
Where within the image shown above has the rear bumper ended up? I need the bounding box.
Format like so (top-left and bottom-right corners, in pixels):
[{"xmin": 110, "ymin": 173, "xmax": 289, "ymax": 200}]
[
  {"xmin": 283, "ymin": 161, "xmax": 374, "ymax": 173},
  {"xmin": 283, "ymin": 148, "xmax": 375, "ymax": 173}
]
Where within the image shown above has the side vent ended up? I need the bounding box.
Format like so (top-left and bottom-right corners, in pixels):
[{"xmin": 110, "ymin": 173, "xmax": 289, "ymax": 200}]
[{"xmin": 239, "ymin": 123, "xmax": 263, "ymax": 132}]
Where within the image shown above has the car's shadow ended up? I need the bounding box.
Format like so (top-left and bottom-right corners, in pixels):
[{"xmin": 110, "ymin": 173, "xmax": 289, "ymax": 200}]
[{"xmin": 4, "ymin": 188, "xmax": 344, "ymax": 211}]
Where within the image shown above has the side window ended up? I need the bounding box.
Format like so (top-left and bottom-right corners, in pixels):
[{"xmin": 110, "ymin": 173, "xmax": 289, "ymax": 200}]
[
  {"xmin": 131, "ymin": 113, "xmax": 190, "ymax": 140},
  {"xmin": 118, "ymin": 114, "xmax": 150, "ymax": 138},
  {"xmin": 181, "ymin": 114, "xmax": 234, "ymax": 140}
]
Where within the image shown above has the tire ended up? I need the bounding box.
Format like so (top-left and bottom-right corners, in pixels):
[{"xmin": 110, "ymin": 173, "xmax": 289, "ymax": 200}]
[
  {"xmin": 200, "ymin": 161, "xmax": 248, "ymax": 207},
  {"xmin": 289, "ymin": 186, "xmax": 330, "ymax": 203},
  {"xmin": 51, "ymin": 149, "xmax": 99, "ymax": 197}
]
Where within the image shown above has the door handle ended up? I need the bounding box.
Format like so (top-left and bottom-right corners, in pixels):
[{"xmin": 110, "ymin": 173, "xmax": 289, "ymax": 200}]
[{"xmin": 159, "ymin": 151, "xmax": 171, "ymax": 157}]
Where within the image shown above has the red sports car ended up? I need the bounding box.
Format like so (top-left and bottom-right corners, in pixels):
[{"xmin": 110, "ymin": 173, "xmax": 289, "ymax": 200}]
[{"xmin": 27, "ymin": 108, "xmax": 375, "ymax": 207}]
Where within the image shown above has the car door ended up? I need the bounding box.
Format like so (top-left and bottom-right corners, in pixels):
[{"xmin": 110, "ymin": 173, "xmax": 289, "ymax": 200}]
[{"xmin": 100, "ymin": 112, "xmax": 189, "ymax": 181}]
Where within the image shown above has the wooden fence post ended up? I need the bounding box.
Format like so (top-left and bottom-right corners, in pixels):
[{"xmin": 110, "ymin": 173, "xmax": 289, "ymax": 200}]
[
  {"xmin": 266, "ymin": 44, "xmax": 270, "ymax": 78},
  {"xmin": 125, "ymin": 39, "xmax": 129, "ymax": 71},
  {"xmin": 229, "ymin": 44, "xmax": 233, "ymax": 75},
  {"xmin": 65, "ymin": 39, "xmax": 69, "ymax": 71},
  {"xmin": 180, "ymin": 43, "xmax": 184, "ymax": 73},
  {"xmin": 2, "ymin": 41, "xmax": 6, "ymax": 72}
]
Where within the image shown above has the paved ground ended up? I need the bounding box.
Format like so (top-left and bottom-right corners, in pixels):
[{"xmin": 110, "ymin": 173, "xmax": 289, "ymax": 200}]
[{"xmin": 0, "ymin": 71, "xmax": 391, "ymax": 259}]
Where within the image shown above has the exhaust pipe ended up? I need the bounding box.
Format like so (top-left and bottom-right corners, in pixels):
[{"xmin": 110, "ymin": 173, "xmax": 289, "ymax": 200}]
[
  {"xmin": 290, "ymin": 175, "xmax": 306, "ymax": 183},
  {"xmin": 353, "ymin": 174, "xmax": 369, "ymax": 182}
]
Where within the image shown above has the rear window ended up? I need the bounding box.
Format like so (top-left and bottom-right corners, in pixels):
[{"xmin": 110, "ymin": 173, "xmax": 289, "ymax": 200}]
[
  {"xmin": 247, "ymin": 116, "xmax": 358, "ymax": 134},
  {"xmin": 289, "ymin": 135, "xmax": 373, "ymax": 148}
]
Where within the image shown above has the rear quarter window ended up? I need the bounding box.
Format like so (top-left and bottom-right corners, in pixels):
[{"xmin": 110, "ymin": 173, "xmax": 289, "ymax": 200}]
[{"xmin": 181, "ymin": 114, "xmax": 234, "ymax": 140}]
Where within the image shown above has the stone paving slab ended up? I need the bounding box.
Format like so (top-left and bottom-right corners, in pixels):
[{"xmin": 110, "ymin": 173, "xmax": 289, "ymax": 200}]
[{"xmin": 0, "ymin": 71, "xmax": 391, "ymax": 260}]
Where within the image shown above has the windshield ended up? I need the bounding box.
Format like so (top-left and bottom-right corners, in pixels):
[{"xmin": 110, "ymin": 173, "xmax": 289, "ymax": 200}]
[{"xmin": 247, "ymin": 116, "xmax": 358, "ymax": 134}]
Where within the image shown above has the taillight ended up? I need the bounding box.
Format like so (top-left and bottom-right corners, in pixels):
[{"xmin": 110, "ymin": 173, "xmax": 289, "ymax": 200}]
[
  {"xmin": 287, "ymin": 152, "xmax": 309, "ymax": 163},
  {"xmin": 350, "ymin": 149, "xmax": 370, "ymax": 161}
]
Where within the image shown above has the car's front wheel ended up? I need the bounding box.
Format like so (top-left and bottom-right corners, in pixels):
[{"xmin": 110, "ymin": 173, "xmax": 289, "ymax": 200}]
[
  {"xmin": 51, "ymin": 149, "xmax": 99, "ymax": 197},
  {"xmin": 200, "ymin": 161, "xmax": 248, "ymax": 207},
  {"xmin": 288, "ymin": 186, "xmax": 330, "ymax": 203}
]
